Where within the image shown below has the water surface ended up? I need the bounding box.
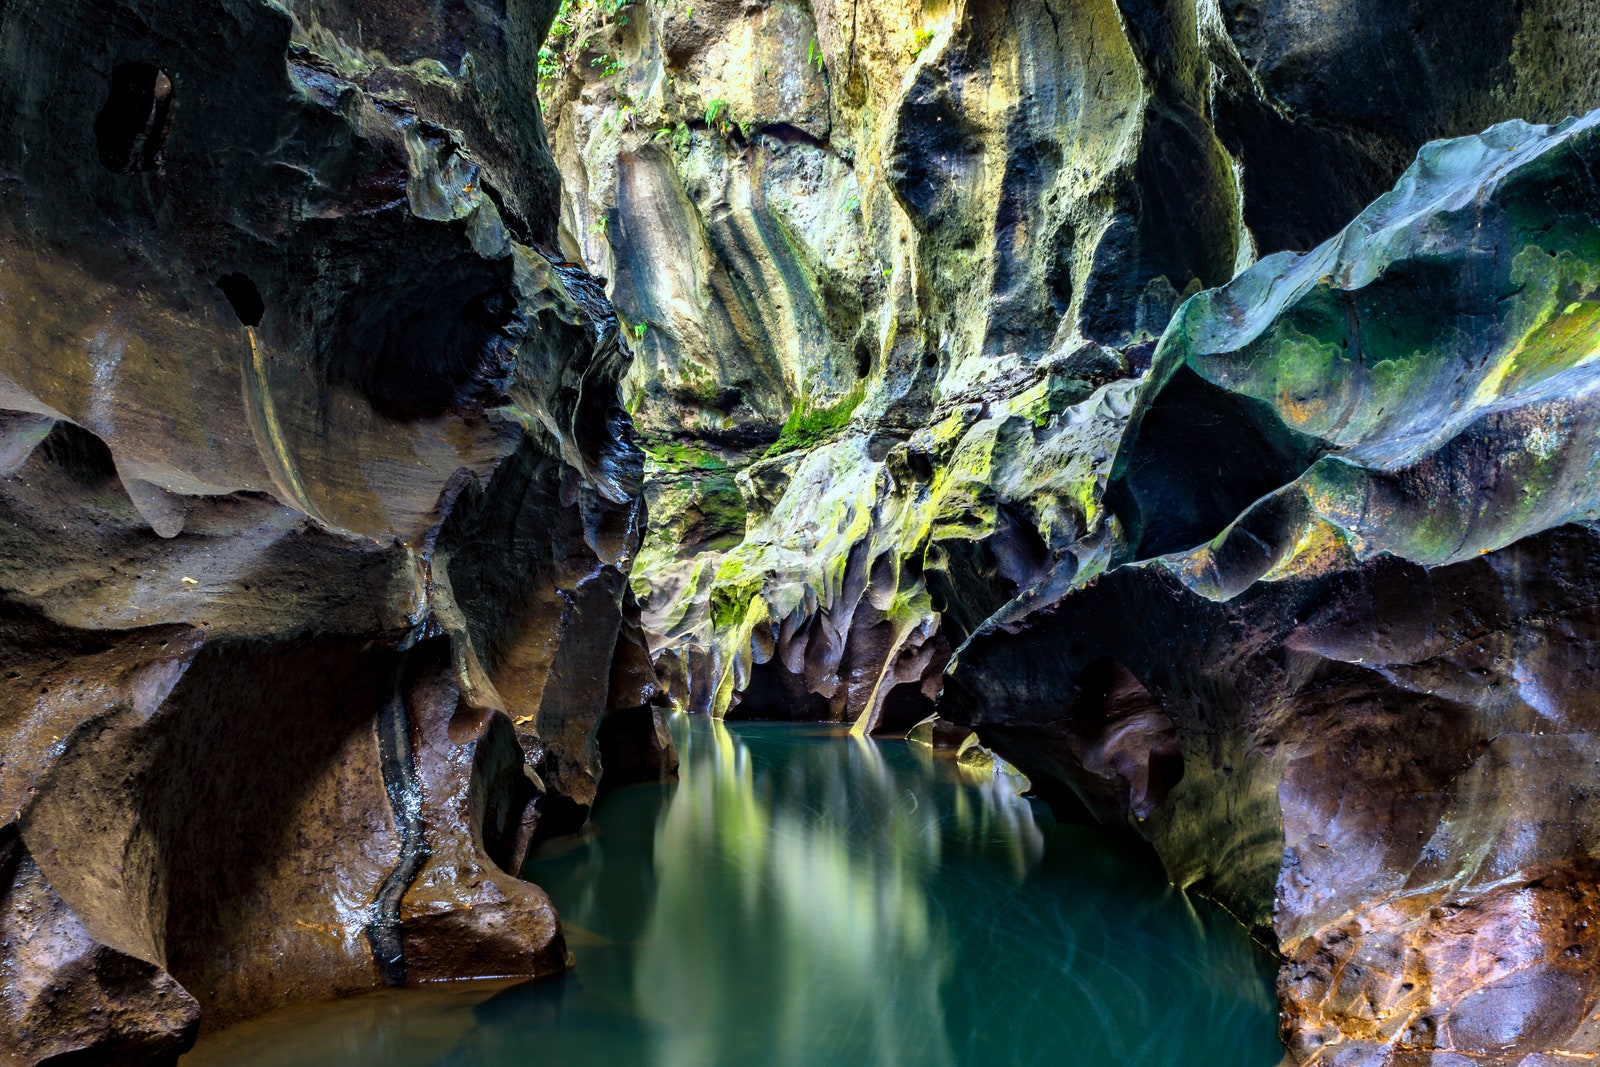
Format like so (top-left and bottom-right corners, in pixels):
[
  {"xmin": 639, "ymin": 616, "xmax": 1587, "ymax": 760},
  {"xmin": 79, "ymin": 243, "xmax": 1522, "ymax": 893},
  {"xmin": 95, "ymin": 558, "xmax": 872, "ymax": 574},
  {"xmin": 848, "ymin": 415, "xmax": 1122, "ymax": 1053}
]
[{"xmin": 186, "ymin": 715, "xmax": 1281, "ymax": 1066}]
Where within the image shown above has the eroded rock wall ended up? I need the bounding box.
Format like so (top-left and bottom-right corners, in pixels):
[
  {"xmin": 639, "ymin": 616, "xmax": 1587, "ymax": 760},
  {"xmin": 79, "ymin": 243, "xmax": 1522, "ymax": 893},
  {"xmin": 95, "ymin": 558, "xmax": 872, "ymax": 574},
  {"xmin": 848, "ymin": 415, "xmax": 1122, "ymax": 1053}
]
[
  {"xmin": 943, "ymin": 112, "xmax": 1600, "ymax": 1064},
  {"xmin": 547, "ymin": 1, "xmax": 1600, "ymax": 1063},
  {"xmin": 543, "ymin": 0, "xmax": 1600, "ymax": 733},
  {"xmin": 0, "ymin": 1, "xmax": 671, "ymax": 1061}
]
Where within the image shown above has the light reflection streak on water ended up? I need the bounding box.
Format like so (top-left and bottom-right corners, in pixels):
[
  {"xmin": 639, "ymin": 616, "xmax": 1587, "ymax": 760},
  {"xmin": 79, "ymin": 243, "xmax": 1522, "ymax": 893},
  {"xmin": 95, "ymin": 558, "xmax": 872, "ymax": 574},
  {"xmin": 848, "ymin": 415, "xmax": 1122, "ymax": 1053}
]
[{"xmin": 179, "ymin": 714, "xmax": 1282, "ymax": 1067}]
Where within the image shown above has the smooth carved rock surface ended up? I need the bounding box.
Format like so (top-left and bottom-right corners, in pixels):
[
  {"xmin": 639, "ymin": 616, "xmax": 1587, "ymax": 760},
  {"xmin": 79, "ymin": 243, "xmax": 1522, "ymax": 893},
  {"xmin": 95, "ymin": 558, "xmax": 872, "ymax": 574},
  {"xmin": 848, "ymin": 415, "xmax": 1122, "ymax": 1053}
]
[
  {"xmin": 0, "ymin": 0, "xmax": 671, "ymax": 1062},
  {"xmin": 542, "ymin": 0, "xmax": 1600, "ymax": 735},
  {"xmin": 942, "ymin": 112, "xmax": 1600, "ymax": 1065}
]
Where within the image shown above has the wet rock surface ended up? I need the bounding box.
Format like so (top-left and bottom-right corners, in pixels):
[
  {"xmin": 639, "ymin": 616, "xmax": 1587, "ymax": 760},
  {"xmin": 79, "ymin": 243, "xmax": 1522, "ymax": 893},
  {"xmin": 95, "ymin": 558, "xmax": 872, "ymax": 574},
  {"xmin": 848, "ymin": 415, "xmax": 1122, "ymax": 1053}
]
[
  {"xmin": 548, "ymin": 0, "xmax": 1600, "ymax": 1061},
  {"xmin": 942, "ymin": 112, "xmax": 1600, "ymax": 1064},
  {"xmin": 10, "ymin": 0, "xmax": 1600, "ymax": 1062},
  {"xmin": 544, "ymin": 0, "xmax": 1600, "ymax": 739},
  {"xmin": 0, "ymin": 0, "xmax": 671, "ymax": 1061}
]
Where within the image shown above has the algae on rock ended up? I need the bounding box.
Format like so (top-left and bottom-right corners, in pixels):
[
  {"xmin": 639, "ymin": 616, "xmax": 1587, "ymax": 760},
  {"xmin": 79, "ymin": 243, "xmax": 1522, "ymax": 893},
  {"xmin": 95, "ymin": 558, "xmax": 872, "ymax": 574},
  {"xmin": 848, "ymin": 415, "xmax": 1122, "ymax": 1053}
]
[
  {"xmin": 546, "ymin": 1, "xmax": 1600, "ymax": 1062},
  {"xmin": 545, "ymin": 0, "xmax": 1600, "ymax": 736}
]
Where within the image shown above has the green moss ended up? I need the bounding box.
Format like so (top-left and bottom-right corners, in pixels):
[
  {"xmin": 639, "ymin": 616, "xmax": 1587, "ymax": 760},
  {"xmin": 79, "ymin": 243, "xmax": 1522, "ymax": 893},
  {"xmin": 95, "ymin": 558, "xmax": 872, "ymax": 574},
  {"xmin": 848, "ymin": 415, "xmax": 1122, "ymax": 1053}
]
[
  {"xmin": 692, "ymin": 473, "xmax": 748, "ymax": 550},
  {"xmin": 1504, "ymin": 299, "xmax": 1600, "ymax": 390},
  {"xmin": 709, "ymin": 559, "xmax": 764, "ymax": 629},
  {"xmin": 642, "ymin": 439, "xmax": 728, "ymax": 471},
  {"xmin": 763, "ymin": 384, "xmax": 865, "ymax": 459}
]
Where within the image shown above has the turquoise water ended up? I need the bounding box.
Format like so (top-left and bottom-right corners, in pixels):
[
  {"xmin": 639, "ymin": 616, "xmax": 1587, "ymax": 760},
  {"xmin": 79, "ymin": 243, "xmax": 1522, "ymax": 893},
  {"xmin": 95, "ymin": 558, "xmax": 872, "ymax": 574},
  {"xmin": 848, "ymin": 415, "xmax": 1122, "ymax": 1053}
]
[{"xmin": 186, "ymin": 716, "xmax": 1282, "ymax": 1066}]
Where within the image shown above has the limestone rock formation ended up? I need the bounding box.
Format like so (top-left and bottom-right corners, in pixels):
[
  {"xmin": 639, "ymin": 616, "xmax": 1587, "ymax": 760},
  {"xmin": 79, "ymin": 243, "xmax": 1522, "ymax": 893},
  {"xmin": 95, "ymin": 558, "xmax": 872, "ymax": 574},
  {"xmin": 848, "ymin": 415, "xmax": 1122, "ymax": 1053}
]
[
  {"xmin": 546, "ymin": 1, "xmax": 1600, "ymax": 1062},
  {"xmin": 0, "ymin": 0, "xmax": 670, "ymax": 1061},
  {"xmin": 943, "ymin": 112, "xmax": 1600, "ymax": 1065},
  {"xmin": 542, "ymin": 0, "xmax": 1600, "ymax": 732}
]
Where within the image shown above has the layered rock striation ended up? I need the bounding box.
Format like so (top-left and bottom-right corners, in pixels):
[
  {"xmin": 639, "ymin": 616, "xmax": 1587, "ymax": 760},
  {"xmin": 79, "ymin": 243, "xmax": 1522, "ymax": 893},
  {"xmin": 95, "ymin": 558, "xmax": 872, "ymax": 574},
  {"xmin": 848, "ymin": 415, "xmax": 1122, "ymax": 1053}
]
[
  {"xmin": 0, "ymin": 1, "xmax": 670, "ymax": 1062},
  {"xmin": 543, "ymin": 0, "xmax": 1600, "ymax": 732},
  {"xmin": 546, "ymin": 0, "xmax": 1600, "ymax": 1062}
]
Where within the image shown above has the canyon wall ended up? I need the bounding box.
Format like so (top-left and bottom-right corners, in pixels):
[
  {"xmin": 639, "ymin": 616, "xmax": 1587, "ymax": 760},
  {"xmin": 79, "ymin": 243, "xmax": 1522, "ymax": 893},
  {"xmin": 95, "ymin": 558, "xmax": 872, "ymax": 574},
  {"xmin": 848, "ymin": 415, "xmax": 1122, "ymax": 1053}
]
[
  {"xmin": 544, "ymin": 0, "xmax": 1600, "ymax": 731},
  {"xmin": 943, "ymin": 112, "xmax": 1600, "ymax": 1062},
  {"xmin": 0, "ymin": 1, "xmax": 670, "ymax": 1062},
  {"xmin": 547, "ymin": 0, "xmax": 1600, "ymax": 1063}
]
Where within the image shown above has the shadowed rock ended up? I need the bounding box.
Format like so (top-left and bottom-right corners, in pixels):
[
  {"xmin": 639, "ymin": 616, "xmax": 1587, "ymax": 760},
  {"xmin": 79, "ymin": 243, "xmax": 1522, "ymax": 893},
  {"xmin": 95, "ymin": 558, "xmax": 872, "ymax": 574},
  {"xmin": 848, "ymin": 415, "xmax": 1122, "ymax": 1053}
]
[
  {"xmin": 942, "ymin": 111, "xmax": 1600, "ymax": 1065},
  {"xmin": 541, "ymin": 0, "xmax": 1600, "ymax": 748},
  {"xmin": 0, "ymin": 0, "xmax": 672, "ymax": 1061}
]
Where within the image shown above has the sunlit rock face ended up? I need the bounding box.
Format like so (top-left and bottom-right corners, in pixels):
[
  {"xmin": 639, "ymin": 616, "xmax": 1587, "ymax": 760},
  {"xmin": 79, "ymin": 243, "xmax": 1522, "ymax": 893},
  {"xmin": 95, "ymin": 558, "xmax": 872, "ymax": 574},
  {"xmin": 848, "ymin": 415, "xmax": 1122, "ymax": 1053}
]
[
  {"xmin": 548, "ymin": 1, "xmax": 1600, "ymax": 1059},
  {"xmin": 0, "ymin": 0, "xmax": 672, "ymax": 1061},
  {"xmin": 943, "ymin": 113, "xmax": 1600, "ymax": 1064},
  {"xmin": 542, "ymin": 0, "xmax": 1600, "ymax": 731}
]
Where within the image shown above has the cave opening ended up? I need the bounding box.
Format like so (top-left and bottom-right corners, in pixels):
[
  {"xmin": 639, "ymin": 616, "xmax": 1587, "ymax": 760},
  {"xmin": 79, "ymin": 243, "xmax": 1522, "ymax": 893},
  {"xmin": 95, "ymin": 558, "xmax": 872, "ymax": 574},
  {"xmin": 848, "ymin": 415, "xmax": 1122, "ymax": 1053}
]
[
  {"xmin": 94, "ymin": 62, "xmax": 175, "ymax": 175},
  {"xmin": 217, "ymin": 273, "xmax": 265, "ymax": 327}
]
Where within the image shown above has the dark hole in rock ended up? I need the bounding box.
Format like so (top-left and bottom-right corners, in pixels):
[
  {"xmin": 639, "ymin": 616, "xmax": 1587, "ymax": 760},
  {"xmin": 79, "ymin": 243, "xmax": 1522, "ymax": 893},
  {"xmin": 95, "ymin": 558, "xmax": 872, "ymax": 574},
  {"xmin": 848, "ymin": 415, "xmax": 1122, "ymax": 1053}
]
[
  {"xmin": 531, "ymin": 791, "xmax": 590, "ymax": 844},
  {"xmin": 1046, "ymin": 223, "xmax": 1077, "ymax": 320},
  {"xmin": 726, "ymin": 657, "xmax": 831, "ymax": 721},
  {"xmin": 596, "ymin": 706, "xmax": 673, "ymax": 791},
  {"xmin": 37, "ymin": 421, "xmax": 120, "ymax": 491},
  {"xmin": 1068, "ymin": 659, "xmax": 1185, "ymax": 818},
  {"xmin": 876, "ymin": 682, "xmax": 936, "ymax": 734},
  {"xmin": 217, "ymin": 273, "xmax": 264, "ymax": 327},
  {"xmin": 325, "ymin": 252, "xmax": 524, "ymax": 418},
  {"xmin": 1106, "ymin": 363, "xmax": 1325, "ymax": 561},
  {"xmin": 853, "ymin": 336, "xmax": 873, "ymax": 378},
  {"xmin": 94, "ymin": 62, "xmax": 175, "ymax": 175}
]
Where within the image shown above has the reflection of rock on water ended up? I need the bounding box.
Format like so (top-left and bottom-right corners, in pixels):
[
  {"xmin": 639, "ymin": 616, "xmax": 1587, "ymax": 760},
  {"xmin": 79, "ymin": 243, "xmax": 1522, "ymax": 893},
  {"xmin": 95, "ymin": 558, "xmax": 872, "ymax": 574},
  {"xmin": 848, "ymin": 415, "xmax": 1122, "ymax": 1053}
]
[
  {"xmin": 635, "ymin": 716, "xmax": 1043, "ymax": 1067},
  {"xmin": 184, "ymin": 716, "xmax": 1283, "ymax": 1066}
]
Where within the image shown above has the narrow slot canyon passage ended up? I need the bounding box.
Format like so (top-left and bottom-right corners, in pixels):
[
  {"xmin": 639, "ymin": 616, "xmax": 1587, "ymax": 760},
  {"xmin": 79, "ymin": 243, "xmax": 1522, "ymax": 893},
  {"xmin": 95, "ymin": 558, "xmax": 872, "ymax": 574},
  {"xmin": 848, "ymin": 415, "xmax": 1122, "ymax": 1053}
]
[{"xmin": 6, "ymin": 0, "xmax": 1600, "ymax": 1065}]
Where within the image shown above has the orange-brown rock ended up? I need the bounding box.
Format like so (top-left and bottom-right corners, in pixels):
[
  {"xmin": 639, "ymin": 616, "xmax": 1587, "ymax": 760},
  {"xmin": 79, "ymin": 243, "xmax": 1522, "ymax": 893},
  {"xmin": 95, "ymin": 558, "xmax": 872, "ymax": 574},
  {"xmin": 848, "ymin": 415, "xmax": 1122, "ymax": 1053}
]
[{"xmin": 0, "ymin": 0, "xmax": 671, "ymax": 1062}]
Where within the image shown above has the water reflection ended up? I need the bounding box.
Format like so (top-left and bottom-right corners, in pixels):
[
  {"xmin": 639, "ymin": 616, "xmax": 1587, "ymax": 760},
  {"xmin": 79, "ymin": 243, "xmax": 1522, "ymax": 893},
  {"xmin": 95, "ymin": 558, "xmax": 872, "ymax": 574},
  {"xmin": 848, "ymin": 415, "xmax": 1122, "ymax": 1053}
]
[
  {"xmin": 629, "ymin": 722, "xmax": 1043, "ymax": 1067},
  {"xmin": 183, "ymin": 716, "xmax": 1281, "ymax": 1067}
]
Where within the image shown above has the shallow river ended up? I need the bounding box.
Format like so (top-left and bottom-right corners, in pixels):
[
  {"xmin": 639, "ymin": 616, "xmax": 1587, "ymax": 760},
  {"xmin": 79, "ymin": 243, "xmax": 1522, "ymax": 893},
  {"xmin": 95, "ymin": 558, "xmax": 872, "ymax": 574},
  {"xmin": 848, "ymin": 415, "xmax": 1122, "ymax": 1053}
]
[{"xmin": 186, "ymin": 715, "xmax": 1281, "ymax": 1066}]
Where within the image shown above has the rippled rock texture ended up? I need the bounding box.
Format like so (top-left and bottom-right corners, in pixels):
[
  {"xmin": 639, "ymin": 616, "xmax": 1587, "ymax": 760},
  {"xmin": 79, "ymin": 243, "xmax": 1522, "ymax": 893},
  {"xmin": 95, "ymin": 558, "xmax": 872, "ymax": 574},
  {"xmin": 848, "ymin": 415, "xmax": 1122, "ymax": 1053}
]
[
  {"xmin": 549, "ymin": 1, "xmax": 1600, "ymax": 1060},
  {"xmin": 943, "ymin": 112, "xmax": 1600, "ymax": 1065},
  {"xmin": 0, "ymin": 0, "xmax": 671, "ymax": 1061},
  {"xmin": 543, "ymin": 0, "xmax": 1600, "ymax": 733}
]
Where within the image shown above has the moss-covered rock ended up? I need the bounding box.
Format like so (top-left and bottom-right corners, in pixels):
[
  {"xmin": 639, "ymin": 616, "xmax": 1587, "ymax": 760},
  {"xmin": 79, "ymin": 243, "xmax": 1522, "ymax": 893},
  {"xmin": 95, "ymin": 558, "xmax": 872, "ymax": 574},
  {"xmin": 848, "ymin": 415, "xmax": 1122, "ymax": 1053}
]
[
  {"xmin": 942, "ymin": 111, "xmax": 1600, "ymax": 1065},
  {"xmin": 548, "ymin": 0, "xmax": 1600, "ymax": 755}
]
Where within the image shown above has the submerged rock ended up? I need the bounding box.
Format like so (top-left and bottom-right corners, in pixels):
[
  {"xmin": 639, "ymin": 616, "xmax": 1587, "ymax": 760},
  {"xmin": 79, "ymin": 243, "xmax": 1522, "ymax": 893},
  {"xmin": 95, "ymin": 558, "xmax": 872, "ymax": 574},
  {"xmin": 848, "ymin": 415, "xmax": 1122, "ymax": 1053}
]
[
  {"xmin": 0, "ymin": 0, "xmax": 670, "ymax": 1060},
  {"xmin": 905, "ymin": 715, "xmax": 974, "ymax": 752},
  {"xmin": 943, "ymin": 112, "xmax": 1600, "ymax": 1064}
]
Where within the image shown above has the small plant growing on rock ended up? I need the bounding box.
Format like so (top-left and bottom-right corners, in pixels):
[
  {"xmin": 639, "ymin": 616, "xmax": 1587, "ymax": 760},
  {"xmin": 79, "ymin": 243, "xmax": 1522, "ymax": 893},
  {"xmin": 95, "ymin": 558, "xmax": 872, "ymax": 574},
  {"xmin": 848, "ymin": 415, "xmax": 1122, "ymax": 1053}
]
[{"xmin": 807, "ymin": 39, "xmax": 824, "ymax": 73}]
